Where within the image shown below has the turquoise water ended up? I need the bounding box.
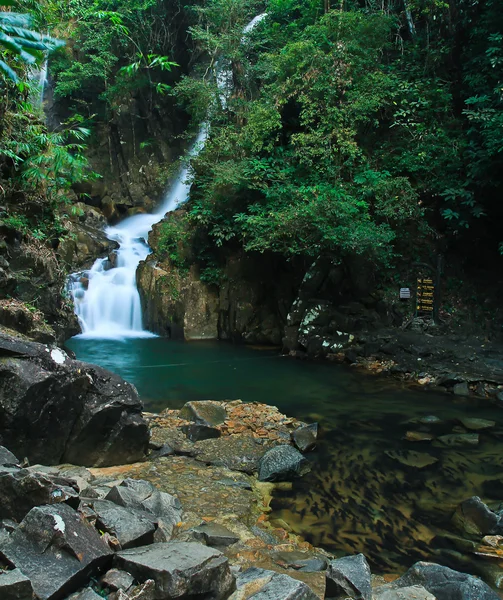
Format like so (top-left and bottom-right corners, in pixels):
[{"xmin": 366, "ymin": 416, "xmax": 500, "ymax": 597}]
[{"xmin": 66, "ymin": 336, "xmax": 503, "ymax": 582}]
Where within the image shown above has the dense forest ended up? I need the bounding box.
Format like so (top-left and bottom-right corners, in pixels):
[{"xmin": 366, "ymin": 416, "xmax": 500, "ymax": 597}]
[{"xmin": 0, "ymin": 0, "xmax": 502, "ymax": 333}]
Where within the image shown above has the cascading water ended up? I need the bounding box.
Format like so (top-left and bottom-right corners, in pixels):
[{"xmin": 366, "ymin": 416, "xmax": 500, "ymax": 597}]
[{"xmin": 68, "ymin": 14, "xmax": 267, "ymax": 340}]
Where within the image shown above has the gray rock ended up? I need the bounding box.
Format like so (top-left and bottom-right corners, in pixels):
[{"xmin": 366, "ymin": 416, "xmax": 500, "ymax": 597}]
[
  {"xmin": 179, "ymin": 401, "xmax": 227, "ymax": 427},
  {"xmin": 258, "ymin": 445, "xmax": 311, "ymax": 482},
  {"xmin": 374, "ymin": 585, "xmax": 435, "ymax": 600},
  {"xmin": 452, "ymin": 496, "xmax": 501, "ymax": 536},
  {"xmin": 217, "ymin": 478, "xmax": 252, "ymax": 491},
  {"xmin": 459, "ymin": 418, "xmax": 495, "ymax": 431},
  {"xmin": 192, "ymin": 523, "xmax": 240, "ymax": 547},
  {"xmin": 90, "ymin": 499, "xmax": 156, "ymax": 549},
  {"xmin": 272, "ymin": 550, "xmax": 328, "ymax": 572},
  {"xmin": 105, "ymin": 479, "xmax": 182, "ymax": 540},
  {"xmin": 0, "ymin": 568, "xmax": 33, "ymax": 600},
  {"xmin": 0, "ymin": 446, "xmax": 18, "ymax": 466},
  {"xmin": 194, "ymin": 435, "xmax": 268, "ymax": 474},
  {"xmin": 325, "ymin": 554, "xmax": 372, "ymax": 600},
  {"xmin": 0, "ymin": 503, "xmax": 113, "ymax": 600},
  {"xmin": 0, "ymin": 332, "xmax": 149, "ymax": 467},
  {"xmin": 0, "ymin": 466, "xmax": 79, "ymax": 521},
  {"xmin": 115, "ymin": 542, "xmax": 235, "ymax": 600},
  {"xmin": 292, "ymin": 423, "xmax": 318, "ymax": 452},
  {"xmin": 101, "ymin": 568, "xmax": 135, "ymax": 591},
  {"xmin": 391, "ymin": 561, "xmax": 500, "ymax": 600},
  {"xmin": 181, "ymin": 424, "xmax": 221, "ymax": 442},
  {"xmin": 67, "ymin": 590, "xmax": 103, "ymax": 600},
  {"xmin": 453, "ymin": 382, "xmax": 470, "ymax": 396},
  {"xmin": 229, "ymin": 567, "xmax": 318, "ymax": 599},
  {"xmin": 436, "ymin": 434, "xmax": 479, "ymax": 447}
]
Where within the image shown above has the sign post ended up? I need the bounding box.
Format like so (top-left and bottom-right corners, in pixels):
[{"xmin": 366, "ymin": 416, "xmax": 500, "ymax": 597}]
[{"xmin": 416, "ymin": 278, "xmax": 435, "ymax": 317}]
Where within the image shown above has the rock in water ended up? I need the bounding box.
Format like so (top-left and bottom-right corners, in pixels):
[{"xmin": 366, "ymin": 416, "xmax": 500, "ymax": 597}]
[
  {"xmin": 292, "ymin": 423, "xmax": 318, "ymax": 452},
  {"xmin": 325, "ymin": 554, "xmax": 372, "ymax": 600},
  {"xmin": 229, "ymin": 567, "xmax": 319, "ymax": 599},
  {"xmin": 0, "ymin": 568, "xmax": 33, "ymax": 600},
  {"xmin": 258, "ymin": 445, "xmax": 311, "ymax": 482},
  {"xmin": 452, "ymin": 496, "xmax": 501, "ymax": 536},
  {"xmin": 0, "ymin": 504, "xmax": 113, "ymax": 600},
  {"xmin": 179, "ymin": 401, "xmax": 227, "ymax": 427},
  {"xmin": 115, "ymin": 542, "xmax": 235, "ymax": 599},
  {"xmin": 391, "ymin": 561, "xmax": 500, "ymax": 600},
  {"xmin": 0, "ymin": 332, "xmax": 149, "ymax": 467}
]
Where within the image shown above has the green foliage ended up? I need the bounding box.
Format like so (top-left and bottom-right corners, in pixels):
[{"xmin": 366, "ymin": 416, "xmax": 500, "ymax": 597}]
[
  {"xmin": 156, "ymin": 216, "xmax": 190, "ymax": 269},
  {"xmin": 0, "ymin": 4, "xmax": 63, "ymax": 82}
]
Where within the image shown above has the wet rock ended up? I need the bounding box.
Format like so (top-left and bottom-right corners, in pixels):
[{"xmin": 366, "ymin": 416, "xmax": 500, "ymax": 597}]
[
  {"xmin": 404, "ymin": 431, "xmax": 434, "ymax": 442},
  {"xmin": 67, "ymin": 590, "xmax": 103, "ymax": 600},
  {"xmin": 101, "ymin": 568, "xmax": 135, "ymax": 592},
  {"xmin": 258, "ymin": 445, "xmax": 311, "ymax": 482},
  {"xmin": 374, "ymin": 585, "xmax": 435, "ymax": 600},
  {"xmin": 459, "ymin": 418, "xmax": 495, "ymax": 431},
  {"xmin": 0, "ymin": 568, "xmax": 33, "ymax": 600},
  {"xmin": 452, "ymin": 496, "xmax": 501, "ymax": 536},
  {"xmin": 115, "ymin": 542, "xmax": 235, "ymax": 600},
  {"xmin": 292, "ymin": 423, "xmax": 318, "ymax": 452},
  {"xmin": 217, "ymin": 478, "xmax": 252, "ymax": 491},
  {"xmin": 191, "ymin": 522, "xmax": 240, "ymax": 548},
  {"xmin": 435, "ymin": 434, "xmax": 479, "ymax": 447},
  {"xmin": 325, "ymin": 553, "xmax": 372, "ymax": 600},
  {"xmin": 90, "ymin": 499, "xmax": 156, "ymax": 549},
  {"xmin": 0, "ymin": 332, "xmax": 149, "ymax": 467},
  {"xmin": 229, "ymin": 567, "xmax": 318, "ymax": 600},
  {"xmin": 181, "ymin": 424, "xmax": 221, "ymax": 442},
  {"xmin": 179, "ymin": 401, "xmax": 227, "ymax": 427},
  {"xmin": 104, "ymin": 479, "xmax": 182, "ymax": 539},
  {"xmin": 0, "ymin": 446, "xmax": 18, "ymax": 466},
  {"xmin": 0, "ymin": 466, "xmax": 79, "ymax": 521},
  {"xmin": 385, "ymin": 450, "xmax": 438, "ymax": 469},
  {"xmin": 194, "ymin": 435, "xmax": 268, "ymax": 474},
  {"xmin": 453, "ymin": 382, "xmax": 470, "ymax": 396},
  {"xmin": 390, "ymin": 561, "xmax": 499, "ymax": 600},
  {"xmin": 272, "ymin": 550, "xmax": 328, "ymax": 572},
  {"xmin": 0, "ymin": 503, "xmax": 113, "ymax": 600},
  {"xmin": 418, "ymin": 416, "xmax": 442, "ymax": 425}
]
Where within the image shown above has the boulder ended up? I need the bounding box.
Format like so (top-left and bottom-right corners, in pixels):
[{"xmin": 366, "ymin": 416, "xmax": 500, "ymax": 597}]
[
  {"xmin": 0, "ymin": 504, "xmax": 113, "ymax": 600},
  {"xmin": 194, "ymin": 435, "xmax": 268, "ymax": 474},
  {"xmin": 258, "ymin": 445, "xmax": 311, "ymax": 482},
  {"xmin": 325, "ymin": 554, "xmax": 372, "ymax": 600},
  {"xmin": 452, "ymin": 496, "xmax": 501, "ymax": 536},
  {"xmin": 89, "ymin": 499, "xmax": 156, "ymax": 549},
  {"xmin": 191, "ymin": 523, "xmax": 240, "ymax": 547},
  {"xmin": 179, "ymin": 401, "xmax": 227, "ymax": 427},
  {"xmin": 104, "ymin": 479, "xmax": 182, "ymax": 540},
  {"xmin": 181, "ymin": 424, "xmax": 221, "ymax": 442},
  {"xmin": 0, "ymin": 568, "xmax": 33, "ymax": 600},
  {"xmin": 115, "ymin": 542, "xmax": 235, "ymax": 600},
  {"xmin": 390, "ymin": 561, "xmax": 500, "ymax": 600},
  {"xmin": 229, "ymin": 567, "xmax": 318, "ymax": 599},
  {"xmin": 100, "ymin": 568, "xmax": 135, "ymax": 592},
  {"xmin": 0, "ymin": 466, "xmax": 79, "ymax": 521},
  {"xmin": 374, "ymin": 585, "xmax": 435, "ymax": 600},
  {"xmin": 292, "ymin": 423, "xmax": 318, "ymax": 452},
  {"xmin": 0, "ymin": 332, "xmax": 149, "ymax": 467},
  {"xmin": 0, "ymin": 446, "xmax": 18, "ymax": 466}
]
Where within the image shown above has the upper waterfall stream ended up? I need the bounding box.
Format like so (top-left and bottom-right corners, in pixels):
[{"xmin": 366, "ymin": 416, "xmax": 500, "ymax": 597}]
[{"xmin": 68, "ymin": 14, "xmax": 266, "ymax": 339}]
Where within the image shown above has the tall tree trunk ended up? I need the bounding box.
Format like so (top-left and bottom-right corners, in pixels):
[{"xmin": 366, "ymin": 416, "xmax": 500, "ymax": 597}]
[{"xmin": 403, "ymin": 0, "xmax": 416, "ymax": 38}]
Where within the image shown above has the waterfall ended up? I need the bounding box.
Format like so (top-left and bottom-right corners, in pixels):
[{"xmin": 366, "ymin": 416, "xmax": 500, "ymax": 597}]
[
  {"xmin": 32, "ymin": 59, "xmax": 48, "ymax": 108},
  {"xmin": 68, "ymin": 14, "xmax": 267, "ymax": 340}
]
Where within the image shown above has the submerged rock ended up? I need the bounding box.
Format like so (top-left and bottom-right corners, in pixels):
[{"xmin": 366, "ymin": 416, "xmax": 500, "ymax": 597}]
[
  {"xmin": 292, "ymin": 423, "xmax": 318, "ymax": 452},
  {"xmin": 0, "ymin": 503, "xmax": 113, "ymax": 600},
  {"xmin": 229, "ymin": 567, "xmax": 319, "ymax": 599},
  {"xmin": 435, "ymin": 434, "xmax": 479, "ymax": 447},
  {"xmin": 389, "ymin": 561, "xmax": 500, "ymax": 600},
  {"xmin": 258, "ymin": 445, "xmax": 311, "ymax": 482},
  {"xmin": 115, "ymin": 542, "xmax": 235, "ymax": 600},
  {"xmin": 452, "ymin": 496, "xmax": 502, "ymax": 536},
  {"xmin": 459, "ymin": 418, "xmax": 495, "ymax": 431},
  {"xmin": 0, "ymin": 332, "xmax": 149, "ymax": 467},
  {"xmin": 325, "ymin": 553, "xmax": 372, "ymax": 600},
  {"xmin": 385, "ymin": 450, "xmax": 438, "ymax": 469}
]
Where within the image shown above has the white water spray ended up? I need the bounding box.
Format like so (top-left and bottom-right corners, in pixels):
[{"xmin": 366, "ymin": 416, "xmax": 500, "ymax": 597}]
[{"xmin": 68, "ymin": 14, "xmax": 267, "ymax": 340}]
